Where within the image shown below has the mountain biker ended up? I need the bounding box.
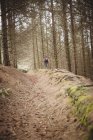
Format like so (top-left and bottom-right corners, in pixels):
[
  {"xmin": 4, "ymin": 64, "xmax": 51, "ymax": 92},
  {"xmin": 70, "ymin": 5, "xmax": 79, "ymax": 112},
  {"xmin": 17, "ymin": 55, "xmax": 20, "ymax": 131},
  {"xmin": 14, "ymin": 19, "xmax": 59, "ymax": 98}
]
[{"xmin": 44, "ymin": 57, "xmax": 49, "ymax": 68}]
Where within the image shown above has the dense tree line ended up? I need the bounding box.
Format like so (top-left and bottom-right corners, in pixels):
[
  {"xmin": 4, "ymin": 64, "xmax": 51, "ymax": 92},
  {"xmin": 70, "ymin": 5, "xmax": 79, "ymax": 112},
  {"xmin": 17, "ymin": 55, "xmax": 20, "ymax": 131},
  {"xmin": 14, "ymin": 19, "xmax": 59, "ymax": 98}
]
[{"xmin": 0, "ymin": 0, "xmax": 93, "ymax": 78}]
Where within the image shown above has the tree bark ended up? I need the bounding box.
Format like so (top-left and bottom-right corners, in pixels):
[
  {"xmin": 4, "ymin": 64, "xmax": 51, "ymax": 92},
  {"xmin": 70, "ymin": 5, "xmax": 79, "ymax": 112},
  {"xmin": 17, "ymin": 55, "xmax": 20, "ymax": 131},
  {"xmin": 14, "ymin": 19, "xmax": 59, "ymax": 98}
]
[
  {"xmin": 61, "ymin": 0, "xmax": 71, "ymax": 71},
  {"xmin": 32, "ymin": 19, "xmax": 36, "ymax": 69},
  {"xmin": 80, "ymin": 19, "xmax": 86, "ymax": 76},
  {"xmin": 51, "ymin": 0, "xmax": 58, "ymax": 68},
  {"xmin": 69, "ymin": 0, "xmax": 77, "ymax": 74},
  {"xmin": 36, "ymin": 32, "xmax": 40, "ymax": 69},
  {"xmin": 1, "ymin": 0, "xmax": 10, "ymax": 66},
  {"xmin": 39, "ymin": 5, "xmax": 45, "ymax": 60}
]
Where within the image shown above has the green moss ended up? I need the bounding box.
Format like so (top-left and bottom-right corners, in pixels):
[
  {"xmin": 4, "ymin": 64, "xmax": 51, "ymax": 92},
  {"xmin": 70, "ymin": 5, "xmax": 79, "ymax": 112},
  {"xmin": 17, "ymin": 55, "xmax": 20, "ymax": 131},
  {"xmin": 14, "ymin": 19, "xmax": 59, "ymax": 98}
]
[
  {"xmin": 0, "ymin": 88, "xmax": 10, "ymax": 98},
  {"xmin": 67, "ymin": 86, "xmax": 93, "ymax": 139},
  {"xmin": 67, "ymin": 86, "xmax": 78, "ymax": 94}
]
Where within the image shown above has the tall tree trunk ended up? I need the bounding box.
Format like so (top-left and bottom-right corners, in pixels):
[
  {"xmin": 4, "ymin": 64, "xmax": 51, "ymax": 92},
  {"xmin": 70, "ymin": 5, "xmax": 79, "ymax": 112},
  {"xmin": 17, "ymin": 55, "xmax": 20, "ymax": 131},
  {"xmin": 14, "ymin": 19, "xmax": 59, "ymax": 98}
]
[
  {"xmin": 32, "ymin": 34, "xmax": 36, "ymax": 69},
  {"xmin": 1, "ymin": 0, "xmax": 10, "ymax": 66},
  {"xmin": 90, "ymin": 25, "xmax": 93, "ymax": 59},
  {"xmin": 7, "ymin": 0, "xmax": 17, "ymax": 68},
  {"xmin": 80, "ymin": 19, "xmax": 86, "ymax": 76},
  {"xmin": 12, "ymin": 5, "xmax": 17, "ymax": 68},
  {"xmin": 36, "ymin": 32, "xmax": 40, "ymax": 69},
  {"xmin": 45, "ymin": 10, "xmax": 51, "ymax": 68},
  {"xmin": 0, "ymin": 37, "xmax": 2, "ymax": 64},
  {"xmin": 61, "ymin": 0, "xmax": 71, "ymax": 71},
  {"xmin": 58, "ymin": 30, "xmax": 62, "ymax": 68},
  {"xmin": 45, "ymin": 11, "xmax": 49, "ymax": 57},
  {"xmin": 69, "ymin": 0, "xmax": 77, "ymax": 74},
  {"xmin": 51, "ymin": 0, "xmax": 58, "ymax": 68},
  {"xmin": 85, "ymin": 27, "xmax": 91, "ymax": 77},
  {"xmin": 32, "ymin": 19, "xmax": 36, "ymax": 69},
  {"xmin": 13, "ymin": 26, "xmax": 17, "ymax": 68},
  {"xmin": 39, "ymin": 5, "xmax": 44, "ymax": 61}
]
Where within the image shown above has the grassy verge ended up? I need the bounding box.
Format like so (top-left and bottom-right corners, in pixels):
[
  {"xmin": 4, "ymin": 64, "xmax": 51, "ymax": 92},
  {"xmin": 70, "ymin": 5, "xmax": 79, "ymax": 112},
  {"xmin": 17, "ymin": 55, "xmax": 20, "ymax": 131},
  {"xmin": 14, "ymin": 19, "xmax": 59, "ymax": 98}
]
[{"xmin": 67, "ymin": 86, "xmax": 93, "ymax": 140}]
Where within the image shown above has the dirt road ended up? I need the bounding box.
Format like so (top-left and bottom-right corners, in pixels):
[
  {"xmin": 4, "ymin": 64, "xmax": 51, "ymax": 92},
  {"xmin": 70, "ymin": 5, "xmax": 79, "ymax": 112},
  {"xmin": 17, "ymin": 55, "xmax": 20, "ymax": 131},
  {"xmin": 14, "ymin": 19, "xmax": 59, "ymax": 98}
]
[{"xmin": 0, "ymin": 67, "xmax": 88, "ymax": 140}]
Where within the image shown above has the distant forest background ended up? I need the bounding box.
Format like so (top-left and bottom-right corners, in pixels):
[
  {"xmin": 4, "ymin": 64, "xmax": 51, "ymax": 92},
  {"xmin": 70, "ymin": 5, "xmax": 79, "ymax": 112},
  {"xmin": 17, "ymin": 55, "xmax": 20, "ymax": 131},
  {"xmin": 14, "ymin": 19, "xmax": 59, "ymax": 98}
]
[{"xmin": 0, "ymin": 0, "xmax": 93, "ymax": 79}]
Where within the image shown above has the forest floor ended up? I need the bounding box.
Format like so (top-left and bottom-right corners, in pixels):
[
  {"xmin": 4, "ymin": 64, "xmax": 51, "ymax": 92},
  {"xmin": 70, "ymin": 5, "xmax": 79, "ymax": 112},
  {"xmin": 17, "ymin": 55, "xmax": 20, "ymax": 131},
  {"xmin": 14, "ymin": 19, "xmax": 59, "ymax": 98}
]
[{"xmin": 0, "ymin": 65, "xmax": 93, "ymax": 140}]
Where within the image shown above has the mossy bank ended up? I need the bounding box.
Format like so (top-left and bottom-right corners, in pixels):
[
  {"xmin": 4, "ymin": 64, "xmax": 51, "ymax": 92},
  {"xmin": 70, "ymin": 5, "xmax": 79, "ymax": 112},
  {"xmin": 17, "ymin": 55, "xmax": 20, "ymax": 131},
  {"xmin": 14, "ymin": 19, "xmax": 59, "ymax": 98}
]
[{"xmin": 67, "ymin": 86, "xmax": 93, "ymax": 140}]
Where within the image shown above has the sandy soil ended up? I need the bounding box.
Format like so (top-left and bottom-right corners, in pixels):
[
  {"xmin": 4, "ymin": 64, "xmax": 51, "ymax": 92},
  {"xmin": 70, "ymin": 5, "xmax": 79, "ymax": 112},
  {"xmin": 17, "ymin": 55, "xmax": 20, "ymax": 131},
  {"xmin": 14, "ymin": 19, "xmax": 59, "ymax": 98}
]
[{"xmin": 0, "ymin": 66, "xmax": 92, "ymax": 140}]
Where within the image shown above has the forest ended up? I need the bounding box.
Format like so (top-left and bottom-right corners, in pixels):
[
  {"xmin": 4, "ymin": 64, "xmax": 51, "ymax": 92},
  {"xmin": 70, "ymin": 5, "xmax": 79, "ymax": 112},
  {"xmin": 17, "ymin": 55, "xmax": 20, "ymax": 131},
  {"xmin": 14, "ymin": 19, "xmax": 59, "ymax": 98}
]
[
  {"xmin": 0, "ymin": 1, "xmax": 93, "ymax": 140},
  {"xmin": 0, "ymin": 0, "xmax": 93, "ymax": 78}
]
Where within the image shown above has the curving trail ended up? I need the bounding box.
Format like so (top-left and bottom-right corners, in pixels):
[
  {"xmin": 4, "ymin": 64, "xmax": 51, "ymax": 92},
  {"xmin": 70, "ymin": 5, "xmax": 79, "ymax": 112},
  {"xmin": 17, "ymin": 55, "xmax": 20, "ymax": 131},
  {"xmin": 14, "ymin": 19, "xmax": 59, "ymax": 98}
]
[{"xmin": 0, "ymin": 67, "xmax": 89, "ymax": 140}]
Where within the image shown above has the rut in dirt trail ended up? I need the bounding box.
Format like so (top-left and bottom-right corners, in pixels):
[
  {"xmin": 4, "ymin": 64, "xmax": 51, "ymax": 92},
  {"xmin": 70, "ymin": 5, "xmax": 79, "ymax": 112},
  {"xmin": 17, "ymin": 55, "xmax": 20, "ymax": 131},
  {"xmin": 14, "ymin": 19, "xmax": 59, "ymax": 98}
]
[{"xmin": 0, "ymin": 67, "xmax": 89, "ymax": 140}]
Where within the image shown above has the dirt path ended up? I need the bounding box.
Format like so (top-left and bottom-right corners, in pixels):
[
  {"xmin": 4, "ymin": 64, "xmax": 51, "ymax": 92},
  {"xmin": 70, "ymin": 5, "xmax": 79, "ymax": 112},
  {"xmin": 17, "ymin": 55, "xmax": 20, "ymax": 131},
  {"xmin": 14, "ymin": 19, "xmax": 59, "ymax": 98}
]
[{"xmin": 0, "ymin": 67, "xmax": 88, "ymax": 140}]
